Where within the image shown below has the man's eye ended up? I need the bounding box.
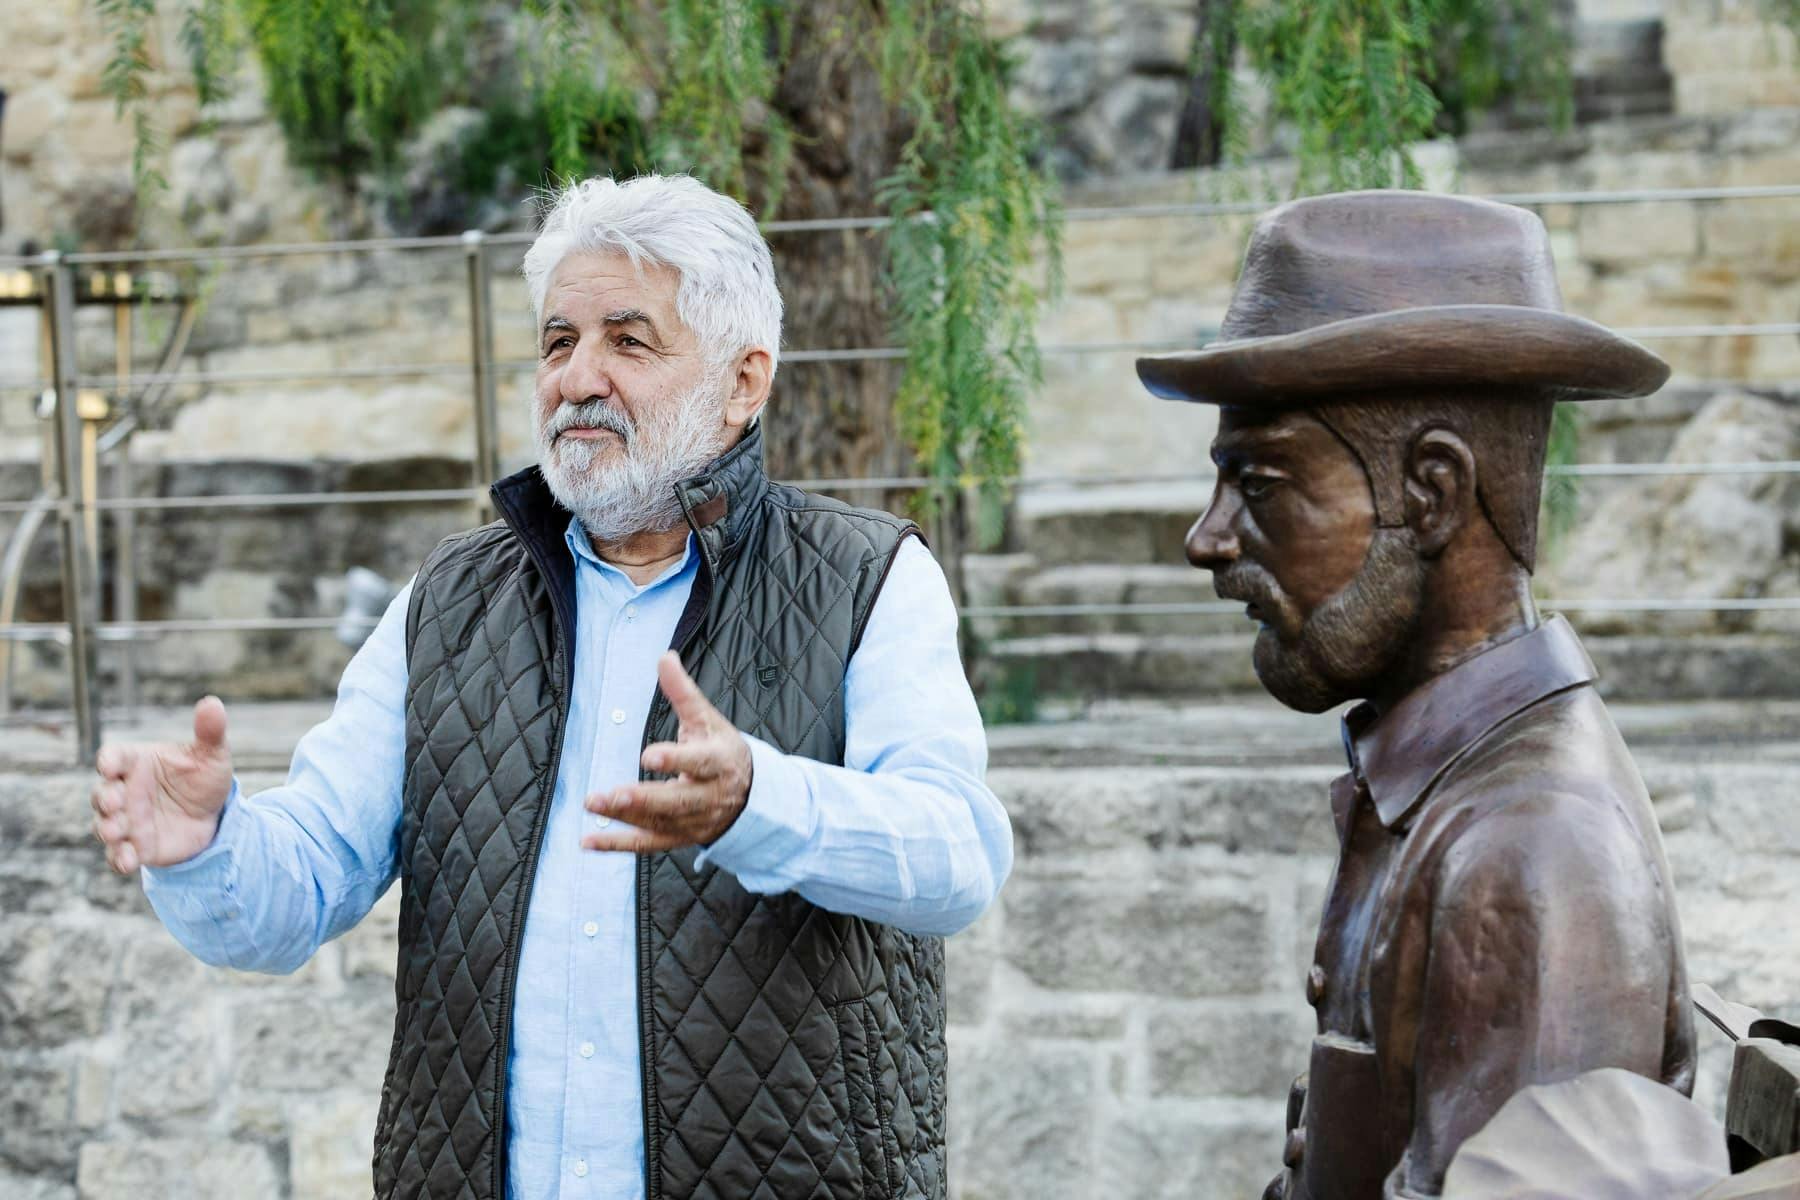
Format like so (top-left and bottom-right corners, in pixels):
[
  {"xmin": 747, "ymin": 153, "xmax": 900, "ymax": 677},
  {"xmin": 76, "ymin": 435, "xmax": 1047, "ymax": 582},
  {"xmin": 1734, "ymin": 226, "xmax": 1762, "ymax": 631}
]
[
  {"xmin": 544, "ymin": 336, "xmax": 573, "ymax": 355},
  {"xmin": 617, "ymin": 335, "xmax": 643, "ymax": 349}
]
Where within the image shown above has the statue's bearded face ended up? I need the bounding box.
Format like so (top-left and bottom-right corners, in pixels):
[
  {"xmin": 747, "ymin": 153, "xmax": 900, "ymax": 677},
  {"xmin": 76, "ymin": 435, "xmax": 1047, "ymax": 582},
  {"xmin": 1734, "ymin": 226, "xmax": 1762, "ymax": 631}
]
[
  {"xmin": 532, "ymin": 250, "xmax": 734, "ymax": 541},
  {"xmin": 1187, "ymin": 408, "xmax": 1426, "ymax": 713}
]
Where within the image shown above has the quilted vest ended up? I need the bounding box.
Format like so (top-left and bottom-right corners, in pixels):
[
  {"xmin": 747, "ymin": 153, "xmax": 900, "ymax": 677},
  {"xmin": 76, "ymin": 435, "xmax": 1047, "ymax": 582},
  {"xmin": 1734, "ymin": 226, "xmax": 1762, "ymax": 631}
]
[{"xmin": 375, "ymin": 426, "xmax": 947, "ymax": 1200}]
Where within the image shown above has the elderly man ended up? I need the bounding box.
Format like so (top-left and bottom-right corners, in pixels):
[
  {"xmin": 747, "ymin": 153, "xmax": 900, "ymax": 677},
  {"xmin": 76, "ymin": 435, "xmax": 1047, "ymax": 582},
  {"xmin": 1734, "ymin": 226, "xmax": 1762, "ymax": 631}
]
[
  {"xmin": 1136, "ymin": 191, "xmax": 1695, "ymax": 1199},
  {"xmin": 91, "ymin": 174, "xmax": 1012, "ymax": 1200}
]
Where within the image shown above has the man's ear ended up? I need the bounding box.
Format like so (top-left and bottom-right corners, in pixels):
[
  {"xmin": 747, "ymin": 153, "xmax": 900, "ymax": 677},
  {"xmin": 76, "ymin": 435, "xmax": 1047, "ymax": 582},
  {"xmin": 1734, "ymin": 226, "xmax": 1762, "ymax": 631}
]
[
  {"xmin": 723, "ymin": 347, "xmax": 773, "ymax": 432},
  {"xmin": 1401, "ymin": 427, "xmax": 1478, "ymax": 557}
]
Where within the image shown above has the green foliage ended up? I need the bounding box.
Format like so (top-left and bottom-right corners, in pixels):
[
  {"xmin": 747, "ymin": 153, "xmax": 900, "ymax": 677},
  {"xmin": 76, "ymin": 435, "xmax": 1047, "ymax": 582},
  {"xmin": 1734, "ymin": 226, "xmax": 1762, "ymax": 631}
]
[
  {"xmin": 448, "ymin": 74, "xmax": 651, "ymax": 203},
  {"xmin": 96, "ymin": 0, "xmax": 167, "ymax": 201},
  {"xmin": 1540, "ymin": 400, "xmax": 1582, "ymax": 554},
  {"xmin": 240, "ymin": 0, "xmax": 455, "ymax": 175},
  {"xmin": 878, "ymin": 6, "xmax": 1060, "ymax": 542},
  {"xmin": 1204, "ymin": 0, "xmax": 1573, "ymax": 192},
  {"xmin": 644, "ymin": 0, "xmax": 793, "ymax": 213}
]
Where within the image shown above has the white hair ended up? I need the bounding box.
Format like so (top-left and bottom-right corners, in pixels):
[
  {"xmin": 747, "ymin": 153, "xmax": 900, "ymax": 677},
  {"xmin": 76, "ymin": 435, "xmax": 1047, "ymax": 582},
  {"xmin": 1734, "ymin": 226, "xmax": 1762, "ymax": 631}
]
[{"xmin": 522, "ymin": 174, "xmax": 783, "ymax": 373}]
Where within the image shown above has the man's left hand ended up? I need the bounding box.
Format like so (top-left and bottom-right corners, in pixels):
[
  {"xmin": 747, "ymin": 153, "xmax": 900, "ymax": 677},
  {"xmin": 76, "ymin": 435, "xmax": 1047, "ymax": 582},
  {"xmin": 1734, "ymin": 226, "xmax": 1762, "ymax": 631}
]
[{"xmin": 583, "ymin": 651, "xmax": 752, "ymax": 853}]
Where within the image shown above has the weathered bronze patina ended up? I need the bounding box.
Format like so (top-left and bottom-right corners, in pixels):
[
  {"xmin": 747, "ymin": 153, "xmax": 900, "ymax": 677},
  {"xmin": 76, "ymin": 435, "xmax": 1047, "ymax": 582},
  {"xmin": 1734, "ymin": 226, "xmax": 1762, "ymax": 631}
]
[{"xmin": 1137, "ymin": 190, "xmax": 1696, "ymax": 1199}]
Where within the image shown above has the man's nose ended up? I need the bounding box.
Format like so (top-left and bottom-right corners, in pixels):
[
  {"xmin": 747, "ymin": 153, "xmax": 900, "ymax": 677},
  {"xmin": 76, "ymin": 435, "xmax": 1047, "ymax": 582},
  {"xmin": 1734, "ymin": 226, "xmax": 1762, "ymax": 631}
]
[
  {"xmin": 1185, "ymin": 498, "xmax": 1239, "ymax": 571},
  {"xmin": 560, "ymin": 343, "xmax": 615, "ymax": 404}
]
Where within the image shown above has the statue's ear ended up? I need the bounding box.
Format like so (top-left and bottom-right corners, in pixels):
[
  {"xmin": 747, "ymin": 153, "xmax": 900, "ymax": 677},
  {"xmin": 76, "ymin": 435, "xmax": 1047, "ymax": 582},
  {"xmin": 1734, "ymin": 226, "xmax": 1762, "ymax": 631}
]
[{"xmin": 1401, "ymin": 427, "xmax": 1477, "ymax": 557}]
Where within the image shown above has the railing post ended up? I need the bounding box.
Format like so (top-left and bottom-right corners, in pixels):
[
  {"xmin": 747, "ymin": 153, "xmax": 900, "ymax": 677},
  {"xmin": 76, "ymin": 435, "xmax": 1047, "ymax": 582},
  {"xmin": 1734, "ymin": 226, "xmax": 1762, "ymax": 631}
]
[
  {"xmin": 43, "ymin": 252, "xmax": 101, "ymax": 763},
  {"xmin": 462, "ymin": 231, "xmax": 501, "ymax": 514}
]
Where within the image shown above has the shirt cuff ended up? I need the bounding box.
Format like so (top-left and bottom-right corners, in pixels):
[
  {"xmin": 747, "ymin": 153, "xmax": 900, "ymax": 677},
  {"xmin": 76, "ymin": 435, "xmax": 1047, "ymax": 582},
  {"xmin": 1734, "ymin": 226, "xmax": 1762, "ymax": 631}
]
[
  {"xmin": 695, "ymin": 735, "xmax": 817, "ymax": 886},
  {"xmin": 140, "ymin": 781, "xmax": 246, "ymax": 920}
]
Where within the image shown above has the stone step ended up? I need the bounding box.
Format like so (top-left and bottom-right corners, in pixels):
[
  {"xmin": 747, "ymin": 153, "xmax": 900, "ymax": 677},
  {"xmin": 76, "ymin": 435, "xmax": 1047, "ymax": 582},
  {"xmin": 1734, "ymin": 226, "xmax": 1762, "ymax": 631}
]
[
  {"xmin": 991, "ymin": 563, "xmax": 1246, "ymax": 636},
  {"xmin": 976, "ymin": 632, "xmax": 1800, "ymax": 709},
  {"xmin": 1009, "ymin": 482, "xmax": 1209, "ymax": 568}
]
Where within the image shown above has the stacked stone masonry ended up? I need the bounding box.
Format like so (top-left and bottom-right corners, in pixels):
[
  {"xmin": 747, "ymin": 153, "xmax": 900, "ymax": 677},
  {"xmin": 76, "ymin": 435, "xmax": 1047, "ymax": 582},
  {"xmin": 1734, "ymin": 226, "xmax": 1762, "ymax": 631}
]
[{"xmin": 3, "ymin": 703, "xmax": 1797, "ymax": 1198}]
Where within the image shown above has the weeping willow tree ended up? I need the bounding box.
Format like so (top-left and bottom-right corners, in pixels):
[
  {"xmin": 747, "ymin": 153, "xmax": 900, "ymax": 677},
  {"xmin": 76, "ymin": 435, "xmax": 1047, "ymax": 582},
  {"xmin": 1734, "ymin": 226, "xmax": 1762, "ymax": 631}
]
[
  {"xmin": 107, "ymin": 0, "xmax": 1769, "ymax": 547},
  {"xmin": 1172, "ymin": 0, "xmax": 1574, "ymax": 187},
  {"xmin": 102, "ymin": 0, "xmax": 1055, "ymax": 558}
]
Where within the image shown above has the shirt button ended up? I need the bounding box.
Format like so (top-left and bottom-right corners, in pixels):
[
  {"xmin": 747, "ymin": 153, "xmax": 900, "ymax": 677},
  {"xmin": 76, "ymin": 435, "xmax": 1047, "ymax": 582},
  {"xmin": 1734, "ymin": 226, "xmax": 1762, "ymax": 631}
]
[
  {"xmin": 1305, "ymin": 964, "xmax": 1328, "ymax": 1007},
  {"xmin": 591, "ymin": 812, "xmax": 612, "ymax": 830},
  {"xmin": 582, "ymin": 920, "xmax": 599, "ymax": 938},
  {"xmin": 610, "ymin": 708, "xmax": 626, "ymax": 725},
  {"xmin": 624, "ymin": 604, "xmax": 638, "ymax": 621},
  {"xmin": 572, "ymin": 1158, "xmax": 588, "ymax": 1178},
  {"xmin": 579, "ymin": 1041, "xmax": 595, "ymax": 1059}
]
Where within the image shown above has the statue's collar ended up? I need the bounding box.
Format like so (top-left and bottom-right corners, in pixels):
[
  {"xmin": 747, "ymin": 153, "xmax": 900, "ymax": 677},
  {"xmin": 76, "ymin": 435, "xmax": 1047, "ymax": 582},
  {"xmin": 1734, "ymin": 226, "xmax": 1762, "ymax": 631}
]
[{"xmin": 1340, "ymin": 615, "xmax": 1597, "ymax": 832}]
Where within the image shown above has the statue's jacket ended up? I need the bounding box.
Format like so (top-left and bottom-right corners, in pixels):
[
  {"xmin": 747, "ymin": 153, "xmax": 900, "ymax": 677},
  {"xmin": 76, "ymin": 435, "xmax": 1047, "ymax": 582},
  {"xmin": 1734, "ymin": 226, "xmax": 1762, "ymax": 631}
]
[
  {"xmin": 1294, "ymin": 615, "xmax": 1696, "ymax": 1200},
  {"xmin": 373, "ymin": 426, "xmax": 947, "ymax": 1200}
]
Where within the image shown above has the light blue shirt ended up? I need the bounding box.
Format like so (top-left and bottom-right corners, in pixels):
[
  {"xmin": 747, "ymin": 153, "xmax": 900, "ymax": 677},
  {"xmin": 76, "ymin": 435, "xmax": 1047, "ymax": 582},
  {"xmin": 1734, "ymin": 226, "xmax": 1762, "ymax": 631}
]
[{"xmin": 141, "ymin": 521, "xmax": 1012, "ymax": 1200}]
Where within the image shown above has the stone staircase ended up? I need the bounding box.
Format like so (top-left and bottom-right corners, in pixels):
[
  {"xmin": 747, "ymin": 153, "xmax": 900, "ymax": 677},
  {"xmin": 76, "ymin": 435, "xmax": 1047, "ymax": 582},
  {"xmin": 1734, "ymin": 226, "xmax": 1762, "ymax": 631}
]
[{"xmin": 966, "ymin": 481, "xmax": 1800, "ymax": 713}]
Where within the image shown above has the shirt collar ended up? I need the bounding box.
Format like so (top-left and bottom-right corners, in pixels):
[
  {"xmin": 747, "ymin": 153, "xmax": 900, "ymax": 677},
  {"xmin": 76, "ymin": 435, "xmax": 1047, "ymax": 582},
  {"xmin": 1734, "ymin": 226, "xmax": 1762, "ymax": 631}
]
[
  {"xmin": 563, "ymin": 518, "xmax": 697, "ymax": 591},
  {"xmin": 1341, "ymin": 614, "xmax": 1597, "ymax": 832}
]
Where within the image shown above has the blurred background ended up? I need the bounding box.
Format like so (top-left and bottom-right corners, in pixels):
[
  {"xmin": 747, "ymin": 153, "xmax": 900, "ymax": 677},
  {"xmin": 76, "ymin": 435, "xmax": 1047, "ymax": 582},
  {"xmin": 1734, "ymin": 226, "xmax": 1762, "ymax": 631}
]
[{"xmin": 0, "ymin": 1, "xmax": 1796, "ymax": 1197}]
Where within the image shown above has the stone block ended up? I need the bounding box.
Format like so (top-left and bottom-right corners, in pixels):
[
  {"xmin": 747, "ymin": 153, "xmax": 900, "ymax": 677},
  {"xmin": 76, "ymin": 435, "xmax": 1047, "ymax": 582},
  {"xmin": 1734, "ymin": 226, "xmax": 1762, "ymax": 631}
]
[
  {"xmin": 1701, "ymin": 205, "xmax": 1800, "ymax": 267},
  {"xmin": 338, "ymin": 885, "xmax": 401, "ymax": 981},
  {"xmin": 60, "ymin": 102, "xmax": 138, "ymax": 167},
  {"xmin": 114, "ymin": 1003, "xmax": 222, "ymax": 1123},
  {"xmin": 2, "ymin": 89, "xmax": 69, "ymax": 160},
  {"xmin": 1145, "ymin": 1001, "xmax": 1313, "ymax": 1099},
  {"xmin": 0, "ymin": 1055, "xmax": 76, "ymax": 1172},
  {"xmin": 290, "ymin": 1091, "xmax": 379, "ymax": 1200},
  {"xmin": 1062, "ymin": 220, "xmax": 1153, "ymax": 296},
  {"xmin": 75, "ymin": 1139, "xmax": 278, "ymax": 1200},
  {"xmin": 0, "ymin": 1169, "xmax": 76, "ymax": 1200},
  {"xmin": 231, "ymin": 994, "xmax": 394, "ymax": 1094},
  {"xmin": 1001, "ymin": 871, "xmax": 1272, "ymax": 997},
  {"xmin": 946, "ymin": 903, "xmax": 1002, "ymax": 1028},
  {"xmin": 0, "ymin": 775, "xmax": 102, "ymax": 850},
  {"xmin": 1001, "ymin": 995, "xmax": 1130, "ymax": 1042},
  {"xmin": 950, "ymin": 1036, "xmax": 1098, "ymax": 1200},
  {"xmin": 1577, "ymin": 201, "xmax": 1700, "ymax": 266},
  {"xmin": 1097, "ymin": 1103, "xmax": 1282, "ymax": 1200},
  {"xmin": 0, "ymin": 921, "xmax": 119, "ymax": 1048}
]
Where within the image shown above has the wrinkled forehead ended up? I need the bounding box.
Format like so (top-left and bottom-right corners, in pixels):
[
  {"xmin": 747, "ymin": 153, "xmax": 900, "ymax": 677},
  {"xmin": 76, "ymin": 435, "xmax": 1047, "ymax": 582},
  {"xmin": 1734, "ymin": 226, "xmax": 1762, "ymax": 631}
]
[{"xmin": 540, "ymin": 249, "xmax": 685, "ymax": 325}]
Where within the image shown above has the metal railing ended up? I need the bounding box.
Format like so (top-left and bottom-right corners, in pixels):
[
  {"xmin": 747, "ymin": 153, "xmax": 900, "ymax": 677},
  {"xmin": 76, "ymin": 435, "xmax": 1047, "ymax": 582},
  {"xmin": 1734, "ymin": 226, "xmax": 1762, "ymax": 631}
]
[{"xmin": 2, "ymin": 181, "xmax": 1797, "ymax": 762}]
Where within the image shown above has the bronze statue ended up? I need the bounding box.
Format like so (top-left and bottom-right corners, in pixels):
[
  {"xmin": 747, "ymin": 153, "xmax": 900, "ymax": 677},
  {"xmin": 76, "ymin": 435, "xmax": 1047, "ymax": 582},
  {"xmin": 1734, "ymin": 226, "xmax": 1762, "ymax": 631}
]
[{"xmin": 1136, "ymin": 190, "xmax": 1696, "ymax": 1200}]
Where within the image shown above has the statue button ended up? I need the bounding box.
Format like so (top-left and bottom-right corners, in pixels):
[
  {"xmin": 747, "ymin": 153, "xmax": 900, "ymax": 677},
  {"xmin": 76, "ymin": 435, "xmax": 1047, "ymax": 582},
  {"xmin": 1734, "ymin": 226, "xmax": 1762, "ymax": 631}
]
[
  {"xmin": 1305, "ymin": 964, "xmax": 1327, "ymax": 1007},
  {"xmin": 1282, "ymin": 1128, "xmax": 1306, "ymax": 1169}
]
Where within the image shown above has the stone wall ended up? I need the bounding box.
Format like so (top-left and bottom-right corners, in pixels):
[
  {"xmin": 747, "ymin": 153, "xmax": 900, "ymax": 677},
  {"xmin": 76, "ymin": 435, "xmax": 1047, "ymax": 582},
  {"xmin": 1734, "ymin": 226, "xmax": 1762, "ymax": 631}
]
[{"xmin": 3, "ymin": 707, "xmax": 1796, "ymax": 1198}]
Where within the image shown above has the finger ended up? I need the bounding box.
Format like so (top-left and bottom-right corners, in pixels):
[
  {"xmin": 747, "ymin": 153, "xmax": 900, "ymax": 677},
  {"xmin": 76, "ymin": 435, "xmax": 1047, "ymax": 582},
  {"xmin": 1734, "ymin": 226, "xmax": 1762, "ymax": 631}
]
[
  {"xmin": 657, "ymin": 653, "xmax": 718, "ymax": 732},
  {"xmin": 105, "ymin": 839, "xmax": 139, "ymax": 875},
  {"xmin": 640, "ymin": 738, "xmax": 731, "ymax": 780},
  {"xmin": 94, "ymin": 813, "xmax": 127, "ymax": 846},
  {"xmin": 190, "ymin": 696, "xmax": 229, "ymax": 757},
  {"xmin": 589, "ymin": 781, "xmax": 712, "ymax": 831},
  {"xmin": 582, "ymin": 827, "xmax": 687, "ymax": 854},
  {"xmin": 95, "ymin": 742, "xmax": 135, "ymax": 780},
  {"xmin": 90, "ymin": 780, "xmax": 118, "ymax": 817}
]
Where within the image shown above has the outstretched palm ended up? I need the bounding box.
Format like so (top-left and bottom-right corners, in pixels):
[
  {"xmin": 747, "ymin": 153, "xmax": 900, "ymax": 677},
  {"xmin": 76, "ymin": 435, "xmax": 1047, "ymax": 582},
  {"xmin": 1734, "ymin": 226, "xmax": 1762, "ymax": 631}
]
[{"xmin": 92, "ymin": 697, "xmax": 235, "ymax": 873}]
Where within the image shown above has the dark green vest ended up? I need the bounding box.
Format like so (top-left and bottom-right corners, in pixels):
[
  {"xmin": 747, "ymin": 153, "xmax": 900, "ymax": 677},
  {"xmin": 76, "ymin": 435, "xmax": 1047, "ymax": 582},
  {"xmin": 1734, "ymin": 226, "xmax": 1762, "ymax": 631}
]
[{"xmin": 375, "ymin": 428, "xmax": 945, "ymax": 1199}]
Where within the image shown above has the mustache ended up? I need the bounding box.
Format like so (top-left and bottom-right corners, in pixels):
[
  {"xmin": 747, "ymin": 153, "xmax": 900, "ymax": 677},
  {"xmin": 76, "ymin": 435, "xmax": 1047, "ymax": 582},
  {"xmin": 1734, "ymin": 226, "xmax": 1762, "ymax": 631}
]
[
  {"xmin": 545, "ymin": 401, "xmax": 635, "ymax": 442},
  {"xmin": 1210, "ymin": 565, "xmax": 1276, "ymax": 608}
]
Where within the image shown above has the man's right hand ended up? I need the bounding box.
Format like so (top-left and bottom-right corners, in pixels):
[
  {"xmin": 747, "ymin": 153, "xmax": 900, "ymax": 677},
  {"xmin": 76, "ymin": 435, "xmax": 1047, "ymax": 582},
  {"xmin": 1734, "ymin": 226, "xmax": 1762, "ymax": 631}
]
[{"xmin": 92, "ymin": 696, "xmax": 235, "ymax": 874}]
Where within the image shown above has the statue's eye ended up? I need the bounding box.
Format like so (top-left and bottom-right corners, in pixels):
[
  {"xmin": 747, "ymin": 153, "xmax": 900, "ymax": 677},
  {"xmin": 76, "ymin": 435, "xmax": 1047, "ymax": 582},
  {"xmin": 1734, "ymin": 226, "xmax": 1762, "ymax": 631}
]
[{"xmin": 1240, "ymin": 472, "xmax": 1280, "ymax": 500}]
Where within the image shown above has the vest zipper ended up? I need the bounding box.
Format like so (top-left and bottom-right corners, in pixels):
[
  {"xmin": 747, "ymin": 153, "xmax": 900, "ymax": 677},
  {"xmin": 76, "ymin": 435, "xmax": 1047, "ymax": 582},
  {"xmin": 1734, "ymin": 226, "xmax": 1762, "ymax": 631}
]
[
  {"xmin": 490, "ymin": 589, "xmax": 576, "ymax": 1200},
  {"xmin": 638, "ymin": 561, "xmax": 715, "ymax": 1200}
]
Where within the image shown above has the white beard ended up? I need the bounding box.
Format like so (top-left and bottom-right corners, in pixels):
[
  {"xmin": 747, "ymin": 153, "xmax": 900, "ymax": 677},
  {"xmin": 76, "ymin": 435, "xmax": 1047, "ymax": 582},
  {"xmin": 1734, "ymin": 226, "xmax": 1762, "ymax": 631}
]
[{"xmin": 535, "ymin": 370, "xmax": 733, "ymax": 542}]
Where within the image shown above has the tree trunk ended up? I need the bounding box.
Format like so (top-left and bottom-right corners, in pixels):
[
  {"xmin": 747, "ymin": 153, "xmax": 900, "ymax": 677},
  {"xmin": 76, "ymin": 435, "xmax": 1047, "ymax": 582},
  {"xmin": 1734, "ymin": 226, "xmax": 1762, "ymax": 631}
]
[
  {"xmin": 1169, "ymin": 0, "xmax": 1236, "ymax": 170},
  {"xmin": 752, "ymin": 3, "xmax": 914, "ymax": 517}
]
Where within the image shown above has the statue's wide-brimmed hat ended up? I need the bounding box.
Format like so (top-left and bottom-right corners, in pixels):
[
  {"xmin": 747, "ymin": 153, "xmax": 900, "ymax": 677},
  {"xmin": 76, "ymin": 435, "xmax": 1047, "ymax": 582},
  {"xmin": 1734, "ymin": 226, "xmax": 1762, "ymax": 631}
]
[{"xmin": 1136, "ymin": 190, "xmax": 1669, "ymax": 407}]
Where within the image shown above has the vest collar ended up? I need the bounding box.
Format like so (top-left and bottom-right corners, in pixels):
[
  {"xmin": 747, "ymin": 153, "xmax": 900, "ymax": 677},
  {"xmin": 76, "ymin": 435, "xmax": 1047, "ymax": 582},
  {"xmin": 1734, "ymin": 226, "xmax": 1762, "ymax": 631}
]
[
  {"xmin": 674, "ymin": 423, "xmax": 769, "ymax": 577},
  {"xmin": 489, "ymin": 424, "xmax": 771, "ymax": 584}
]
